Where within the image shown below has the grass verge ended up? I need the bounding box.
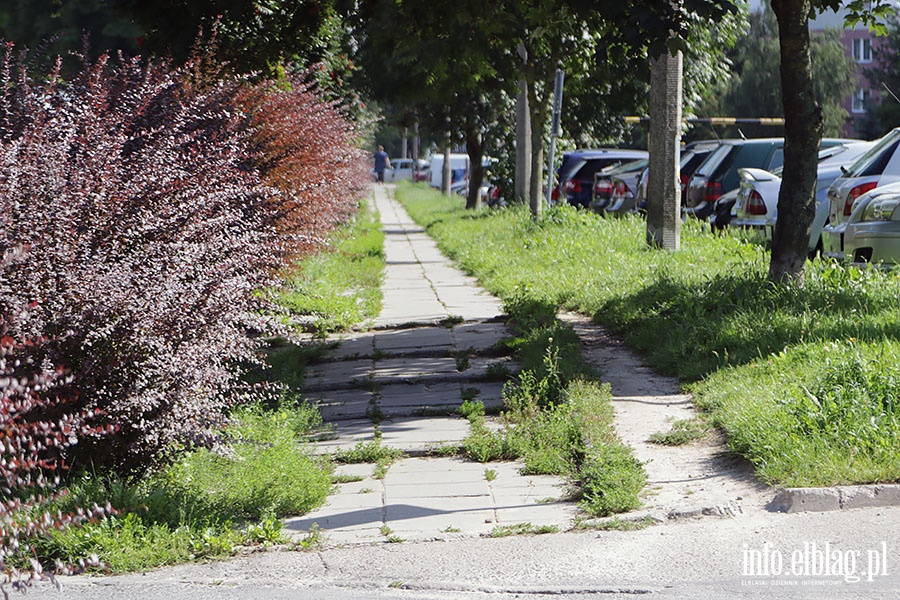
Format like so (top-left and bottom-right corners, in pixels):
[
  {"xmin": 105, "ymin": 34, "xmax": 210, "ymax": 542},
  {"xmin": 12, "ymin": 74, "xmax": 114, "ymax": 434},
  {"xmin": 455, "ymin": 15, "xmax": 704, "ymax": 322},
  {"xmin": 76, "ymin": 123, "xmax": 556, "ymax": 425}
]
[
  {"xmin": 35, "ymin": 398, "xmax": 333, "ymax": 572},
  {"xmin": 394, "ymin": 182, "xmax": 900, "ymax": 487},
  {"xmin": 274, "ymin": 197, "xmax": 384, "ymax": 336}
]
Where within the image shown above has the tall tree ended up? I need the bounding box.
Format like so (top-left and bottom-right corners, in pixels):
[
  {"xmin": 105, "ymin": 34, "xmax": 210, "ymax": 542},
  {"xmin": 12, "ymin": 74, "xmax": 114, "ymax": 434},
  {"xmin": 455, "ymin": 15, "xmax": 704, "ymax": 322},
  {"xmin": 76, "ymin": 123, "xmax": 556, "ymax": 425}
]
[
  {"xmin": 863, "ymin": 13, "xmax": 900, "ymax": 136},
  {"xmin": 769, "ymin": 0, "xmax": 892, "ymax": 284},
  {"xmin": 696, "ymin": 7, "xmax": 856, "ymax": 139}
]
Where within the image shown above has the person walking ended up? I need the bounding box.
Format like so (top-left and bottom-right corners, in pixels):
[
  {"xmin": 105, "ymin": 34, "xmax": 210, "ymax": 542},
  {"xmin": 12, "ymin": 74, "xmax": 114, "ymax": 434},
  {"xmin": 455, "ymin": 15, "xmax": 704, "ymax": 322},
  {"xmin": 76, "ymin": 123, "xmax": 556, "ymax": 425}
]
[{"xmin": 374, "ymin": 145, "xmax": 390, "ymax": 184}]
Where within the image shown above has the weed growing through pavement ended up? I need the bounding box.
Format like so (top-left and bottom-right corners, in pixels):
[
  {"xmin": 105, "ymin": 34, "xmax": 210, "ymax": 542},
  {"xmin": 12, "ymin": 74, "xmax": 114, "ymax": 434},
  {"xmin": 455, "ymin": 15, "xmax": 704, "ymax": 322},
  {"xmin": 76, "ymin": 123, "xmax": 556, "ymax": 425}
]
[
  {"xmin": 427, "ymin": 443, "xmax": 462, "ymax": 457},
  {"xmin": 379, "ymin": 525, "xmax": 393, "ymax": 536},
  {"xmin": 440, "ymin": 526, "xmax": 462, "ymax": 533},
  {"xmin": 453, "ymin": 351, "xmax": 471, "ymax": 372},
  {"xmin": 332, "ymin": 440, "xmax": 403, "ymax": 464},
  {"xmin": 483, "ymin": 468, "xmax": 497, "ymax": 482},
  {"xmin": 488, "ymin": 522, "xmax": 560, "ymax": 537},
  {"xmin": 295, "ymin": 524, "xmax": 326, "ymax": 550},
  {"xmin": 484, "ymin": 361, "xmax": 512, "ymax": 381},
  {"xmin": 440, "ymin": 315, "xmax": 465, "ymax": 327},
  {"xmin": 573, "ymin": 516, "xmax": 657, "ymax": 532},
  {"xmin": 373, "ymin": 458, "xmax": 392, "ymax": 480},
  {"xmin": 332, "ymin": 473, "xmax": 365, "ymax": 484},
  {"xmin": 359, "ymin": 488, "xmax": 375, "ymax": 494},
  {"xmin": 648, "ymin": 418, "xmax": 712, "ymax": 446},
  {"xmin": 461, "ymin": 387, "xmax": 481, "ymax": 402}
]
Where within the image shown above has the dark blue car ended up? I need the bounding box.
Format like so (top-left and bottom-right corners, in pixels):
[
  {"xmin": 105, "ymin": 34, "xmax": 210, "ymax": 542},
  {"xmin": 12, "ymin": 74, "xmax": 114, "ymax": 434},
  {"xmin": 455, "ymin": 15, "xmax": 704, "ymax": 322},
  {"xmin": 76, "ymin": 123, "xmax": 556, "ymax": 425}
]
[{"xmin": 556, "ymin": 148, "xmax": 648, "ymax": 208}]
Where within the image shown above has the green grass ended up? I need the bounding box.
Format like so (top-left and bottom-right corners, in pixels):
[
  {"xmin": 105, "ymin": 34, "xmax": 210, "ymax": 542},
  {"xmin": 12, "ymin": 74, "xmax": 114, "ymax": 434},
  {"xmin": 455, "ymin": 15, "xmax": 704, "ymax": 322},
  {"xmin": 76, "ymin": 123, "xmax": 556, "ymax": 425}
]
[
  {"xmin": 332, "ymin": 440, "xmax": 404, "ymax": 464},
  {"xmin": 274, "ymin": 198, "xmax": 385, "ymax": 336},
  {"xmin": 394, "ymin": 184, "xmax": 900, "ymax": 487},
  {"xmin": 36, "ymin": 399, "xmax": 332, "ymax": 572},
  {"xmin": 488, "ymin": 522, "xmax": 560, "ymax": 537},
  {"xmin": 648, "ymin": 418, "xmax": 712, "ymax": 446},
  {"xmin": 461, "ymin": 320, "xmax": 645, "ymax": 517}
]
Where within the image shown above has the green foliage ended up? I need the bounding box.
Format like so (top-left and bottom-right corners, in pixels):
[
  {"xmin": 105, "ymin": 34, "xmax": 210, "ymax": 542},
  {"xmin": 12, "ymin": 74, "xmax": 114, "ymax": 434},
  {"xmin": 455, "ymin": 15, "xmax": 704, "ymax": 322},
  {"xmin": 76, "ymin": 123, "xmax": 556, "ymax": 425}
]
[
  {"xmin": 693, "ymin": 7, "xmax": 856, "ymax": 139},
  {"xmin": 275, "ymin": 202, "xmax": 385, "ymax": 335},
  {"xmin": 332, "ymin": 440, "xmax": 404, "ymax": 464},
  {"xmin": 395, "ymin": 184, "xmax": 900, "ymax": 488},
  {"xmin": 648, "ymin": 418, "xmax": 712, "ymax": 446},
  {"xmin": 575, "ymin": 443, "xmax": 647, "ymax": 517},
  {"xmin": 34, "ymin": 401, "xmax": 332, "ymax": 572},
  {"xmin": 489, "ymin": 522, "xmax": 560, "ymax": 537},
  {"xmin": 698, "ymin": 341, "xmax": 900, "ymax": 486}
]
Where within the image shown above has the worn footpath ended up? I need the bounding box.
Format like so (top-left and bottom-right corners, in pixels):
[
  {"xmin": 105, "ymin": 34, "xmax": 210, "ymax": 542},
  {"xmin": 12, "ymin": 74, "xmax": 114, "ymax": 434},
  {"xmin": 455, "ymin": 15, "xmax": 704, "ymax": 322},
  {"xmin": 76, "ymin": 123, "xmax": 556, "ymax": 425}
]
[
  {"xmin": 285, "ymin": 184, "xmax": 578, "ymax": 545},
  {"xmin": 286, "ymin": 184, "xmax": 790, "ymax": 548}
]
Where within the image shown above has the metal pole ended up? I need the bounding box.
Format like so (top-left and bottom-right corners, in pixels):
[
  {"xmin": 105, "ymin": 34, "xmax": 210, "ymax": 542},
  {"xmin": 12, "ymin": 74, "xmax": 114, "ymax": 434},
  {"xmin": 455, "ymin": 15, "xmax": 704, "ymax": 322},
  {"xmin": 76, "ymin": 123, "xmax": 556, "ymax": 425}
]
[{"xmin": 544, "ymin": 69, "xmax": 565, "ymax": 209}]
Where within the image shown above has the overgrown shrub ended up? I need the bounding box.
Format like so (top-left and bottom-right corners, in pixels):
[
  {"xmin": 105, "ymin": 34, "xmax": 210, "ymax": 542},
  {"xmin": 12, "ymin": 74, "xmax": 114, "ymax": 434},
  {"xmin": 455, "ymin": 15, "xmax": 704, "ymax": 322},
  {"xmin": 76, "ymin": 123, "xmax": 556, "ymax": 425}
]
[
  {"xmin": 0, "ymin": 310, "xmax": 111, "ymax": 588},
  {"xmin": 0, "ymin": 42, "xmax": 367, "ymax": 476}
]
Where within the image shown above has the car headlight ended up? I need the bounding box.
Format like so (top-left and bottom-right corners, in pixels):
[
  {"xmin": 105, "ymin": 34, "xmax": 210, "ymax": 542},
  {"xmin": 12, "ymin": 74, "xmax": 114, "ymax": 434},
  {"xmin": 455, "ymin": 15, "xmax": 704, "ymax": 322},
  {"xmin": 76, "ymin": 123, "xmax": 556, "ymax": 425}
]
[{"xmin": 861, "ymin": 197, "xmax": 900, "ymax": 222}]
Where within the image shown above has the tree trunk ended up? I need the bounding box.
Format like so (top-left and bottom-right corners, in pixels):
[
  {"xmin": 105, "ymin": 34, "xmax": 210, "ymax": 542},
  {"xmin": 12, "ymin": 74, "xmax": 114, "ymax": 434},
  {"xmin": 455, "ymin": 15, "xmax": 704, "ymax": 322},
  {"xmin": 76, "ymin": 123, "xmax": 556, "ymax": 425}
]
[
  {"xmin": 465, "ymin": 121, "xmax": 485, "ymax": 210},
  {"xmin": 442, "ymin": 128, "xmax": 452, "ymax": 196},
  {"xmin": 528, "ymin": 80, "xmax": 548, "ymax": 220},
  {"xmin": 516, "ymin": 79, "xmax": 532, "ymax": 206},
  {"xmin": 646, "ymin": 50, "xmax": 683, "ymax": 251},
  {"xmin": 770, "ymin": 0, "xmax": 822, "ymax": 285}
]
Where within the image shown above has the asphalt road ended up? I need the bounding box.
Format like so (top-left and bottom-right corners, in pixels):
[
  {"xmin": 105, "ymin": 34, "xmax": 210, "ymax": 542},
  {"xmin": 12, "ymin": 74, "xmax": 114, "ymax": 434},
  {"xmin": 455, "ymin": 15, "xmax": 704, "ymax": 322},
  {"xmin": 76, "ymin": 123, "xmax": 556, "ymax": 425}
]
[{"xmin": 35, "ymin": 504, "xmax": 900, "ymax": 600}]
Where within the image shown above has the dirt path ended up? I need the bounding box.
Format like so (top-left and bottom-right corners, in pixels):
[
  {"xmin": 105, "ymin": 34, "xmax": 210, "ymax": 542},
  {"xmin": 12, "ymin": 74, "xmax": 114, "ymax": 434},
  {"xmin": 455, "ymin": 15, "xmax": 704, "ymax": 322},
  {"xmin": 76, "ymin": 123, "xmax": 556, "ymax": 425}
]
[{"xmin": 559, "ymin": 312, "xmax": 775, "ymax": 519}]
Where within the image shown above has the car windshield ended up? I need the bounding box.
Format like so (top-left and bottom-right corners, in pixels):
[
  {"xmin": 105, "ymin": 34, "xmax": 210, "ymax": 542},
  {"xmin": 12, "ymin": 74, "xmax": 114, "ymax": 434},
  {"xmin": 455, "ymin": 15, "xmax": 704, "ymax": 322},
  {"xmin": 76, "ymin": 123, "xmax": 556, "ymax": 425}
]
[
  {"xmin": 693, "ymin": 143, "xmax": 734, "ymax": 177},
  {"xmin": 844, "ymin": 128, "xmax": 900, "ymax": 178},
  {"xmin": 602, "ymin": 158, "xmax": 648, "ymax": 175}
]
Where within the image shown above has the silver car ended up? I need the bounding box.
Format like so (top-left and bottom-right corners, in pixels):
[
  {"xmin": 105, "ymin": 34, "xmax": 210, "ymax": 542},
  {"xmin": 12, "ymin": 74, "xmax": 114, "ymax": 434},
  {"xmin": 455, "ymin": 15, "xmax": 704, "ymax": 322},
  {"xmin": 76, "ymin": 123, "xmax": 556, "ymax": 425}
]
[
  {"xmin": 731, "ymin": 141, "xmax": 874, "ymax": 255},
  {"xmin": 838, "ymin": 181, "xmax": 900, "ymax": 264},
  {"xmin": 823, "ymin": 128, "xmax": 900, "ymax": 259}
]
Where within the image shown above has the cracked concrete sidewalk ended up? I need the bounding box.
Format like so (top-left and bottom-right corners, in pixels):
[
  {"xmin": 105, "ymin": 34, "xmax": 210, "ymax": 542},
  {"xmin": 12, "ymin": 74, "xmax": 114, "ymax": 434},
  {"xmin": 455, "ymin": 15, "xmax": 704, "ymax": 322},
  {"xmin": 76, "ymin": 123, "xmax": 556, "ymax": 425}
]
[{"xmin": 285, "ymin": 184, "xmax": 579, "ymax": 546}]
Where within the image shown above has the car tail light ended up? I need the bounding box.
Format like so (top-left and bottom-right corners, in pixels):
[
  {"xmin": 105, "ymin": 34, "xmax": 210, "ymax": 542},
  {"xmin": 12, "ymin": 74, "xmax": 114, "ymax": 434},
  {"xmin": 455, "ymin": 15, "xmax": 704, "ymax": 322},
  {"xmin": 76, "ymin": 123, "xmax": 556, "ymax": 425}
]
[
  {"xmin": 844, "ymin": 181, "xmax": 878, "ymax": 216},
  {"xmin": 565, "ymin": 180, "xmax": 582, "ymax": 194},
  {"xmin": 594, "ymin": 179, "xmax": 612, "ymax": 195},
  {"xmin": 702, "ymin": 181, "xmax": 724, "ymax": 204},
  {"xmin": 745, "ymin": 190, "xmax": 767, "ymax": 215},
  {"xmin": 613, "ymin": 181, "xmax": 631, "ymax": 198}
]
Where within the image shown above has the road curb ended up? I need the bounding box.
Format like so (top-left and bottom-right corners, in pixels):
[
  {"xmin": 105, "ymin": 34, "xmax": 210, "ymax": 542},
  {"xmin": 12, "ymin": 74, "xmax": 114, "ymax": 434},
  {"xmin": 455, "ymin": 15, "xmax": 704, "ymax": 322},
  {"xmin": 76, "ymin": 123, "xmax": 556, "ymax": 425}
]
[{"xmin": 770, "ymin": 484, "xmax": 900, "ymax": 513}]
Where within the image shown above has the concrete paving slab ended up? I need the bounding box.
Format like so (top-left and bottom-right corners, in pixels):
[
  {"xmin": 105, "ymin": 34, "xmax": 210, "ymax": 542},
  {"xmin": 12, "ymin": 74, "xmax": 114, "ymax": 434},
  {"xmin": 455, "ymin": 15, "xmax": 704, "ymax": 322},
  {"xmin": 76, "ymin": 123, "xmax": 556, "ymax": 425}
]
[
  {"xmin": 451, "ymin": 321, "xmax": 512, "ymax": 351},
  {"xmin": 377, "ymin": 417, "xmax": 470, "ymax": 450},
  {"xmin": 307, "ymin": 388, "xmax": 372, "ymax": 421},
  {"xmin": 332, "ymin": 462, "xmax": 376, "ymax": 481},
  {"xmin": 387, "ymin": 480, "xmax": 490, "ymax": 500},
  {"xmin": 493, "ymin": 504, "xmax": 578, "ymax": 527},
  {"xmin": 325, "ymin": 332, "xmax": 375, "ymax": 360},
  {"xmin": 467, "ymin": 355, "xmax": 520, "ymax": 380},
  {"xmin": 385, "ymin": 496, "xmax": 496, "ymax": 531},
  {"xmin": 376, "ymin": 382, "xmax": 463, "ymax": 415},
  {"xmin": 459, "ymin": 381, "xmax": 506, "ymax": 408},
  {"xmin": 373, "ymin": 327, "xmax": 454, "ymax": 353},
  {"xmin": 371, "ymin": 356, "xmax": 461, "ymax": 381},
  {"xmin": 305, "ymin": 360, "xmax": 372, "ymax": 391},
  {"xmin": 314, "ymin": 419, "xmax": 378, "ymax": 454}
]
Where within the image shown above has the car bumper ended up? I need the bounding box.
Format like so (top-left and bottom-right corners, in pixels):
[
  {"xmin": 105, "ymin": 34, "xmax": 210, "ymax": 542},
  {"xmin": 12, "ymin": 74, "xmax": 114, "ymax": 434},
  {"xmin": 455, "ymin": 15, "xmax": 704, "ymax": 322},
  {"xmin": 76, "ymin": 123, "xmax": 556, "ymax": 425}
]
[
  {"xmin": 844, "ymin": 221, "xmax": 900, "ymax": 264},
  {"xmin": 822, "ymin": 222, "xmax": 847, "ymax": 260}
]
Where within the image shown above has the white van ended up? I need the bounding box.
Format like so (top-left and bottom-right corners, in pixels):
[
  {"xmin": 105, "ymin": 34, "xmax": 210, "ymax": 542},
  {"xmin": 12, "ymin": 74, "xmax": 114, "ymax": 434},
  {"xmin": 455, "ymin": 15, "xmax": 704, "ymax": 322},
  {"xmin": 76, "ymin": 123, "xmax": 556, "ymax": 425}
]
[{"xmin": 428, "ymin": 154, "xmax": 471, "ymax": 189}]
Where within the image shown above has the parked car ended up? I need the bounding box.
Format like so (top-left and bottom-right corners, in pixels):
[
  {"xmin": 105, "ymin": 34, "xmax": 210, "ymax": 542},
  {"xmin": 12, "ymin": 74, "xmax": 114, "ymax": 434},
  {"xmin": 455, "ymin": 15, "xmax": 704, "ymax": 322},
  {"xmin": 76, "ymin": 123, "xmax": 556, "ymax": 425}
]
[
  {"xmin": 830, "ymin": 181, "xmax": 900, "ymax": 263},
  {"xmin": 555, "ymin": 148, "xmax": 648, "ymax": 208},
  {"xmin": 729, "ymin": 141, "xmax": 875, "ymax": 255},
  {"xmin": 629, "ymin": 140, "xmax": 722, "ymax": 214},
  {"xmin": 386, "ymin": 158, "xmax": 418, "ymax": 183},
  {"xmin": 685, "ymin": 138, "xmax": 786, "ymax": 220},
  {"xmin": 705, "ymin": 137, "xmax": 856, "ymax": 226},
  {"xmin": 823, "ymin": 128, "xmax": 900, "ymax": 259},
  {"xmin": 592, "ymin": 159, "xmax": 649, "ymax": 215}
]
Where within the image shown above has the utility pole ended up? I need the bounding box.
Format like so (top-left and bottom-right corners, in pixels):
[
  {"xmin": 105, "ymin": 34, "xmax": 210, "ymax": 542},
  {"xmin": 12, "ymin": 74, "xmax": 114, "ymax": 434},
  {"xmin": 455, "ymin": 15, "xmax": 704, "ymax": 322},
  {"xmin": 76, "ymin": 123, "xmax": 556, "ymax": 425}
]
[{"xmin": 646, "ymin": 50, "xmax": 683, "ymax": 251}]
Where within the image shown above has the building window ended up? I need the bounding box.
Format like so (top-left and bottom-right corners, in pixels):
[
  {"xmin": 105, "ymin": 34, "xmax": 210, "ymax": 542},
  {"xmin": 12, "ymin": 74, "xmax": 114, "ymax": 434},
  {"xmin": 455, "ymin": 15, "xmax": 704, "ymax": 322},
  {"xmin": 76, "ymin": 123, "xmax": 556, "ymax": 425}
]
[
  {"xmin": 852, "ymin": 88, "xmax": 871, "ymax": 113},
  {"xmin": 853, "ymin": 37, "xmax": 872, "ymax": 63}
]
